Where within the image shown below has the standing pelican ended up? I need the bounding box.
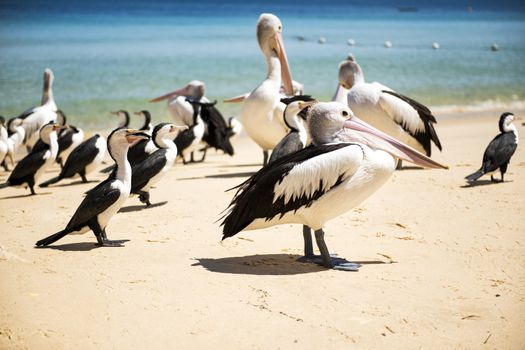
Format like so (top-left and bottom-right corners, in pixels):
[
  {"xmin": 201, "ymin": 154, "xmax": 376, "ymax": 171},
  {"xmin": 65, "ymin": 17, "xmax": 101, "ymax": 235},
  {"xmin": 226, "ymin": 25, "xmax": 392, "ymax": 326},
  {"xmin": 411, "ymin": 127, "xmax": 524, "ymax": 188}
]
[
  {"xmin": 338, "ymin": 58, "xmax": 442, "ymax": 167},
  {"xmin": 224, "ymin": 13, "xmax": 294, "ymax": 166},
  {"xmin": 221, "ymin": 102, "xmax": 447, "ymax": 271},
  {"xmin": 19, "ymin": 69, "xmax": 58, "ymax": 150}
]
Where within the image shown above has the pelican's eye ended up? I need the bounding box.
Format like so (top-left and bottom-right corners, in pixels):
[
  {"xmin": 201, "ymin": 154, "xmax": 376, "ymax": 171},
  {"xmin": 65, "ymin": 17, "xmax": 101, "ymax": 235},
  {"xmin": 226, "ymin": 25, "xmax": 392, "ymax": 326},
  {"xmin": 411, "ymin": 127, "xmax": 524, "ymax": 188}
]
[
  {"xmin": 341, "ymin": 110, "xmax": 349, "ymax": 117},
  {"xmin": 278, "ymin": 25, "xmax": 282, "ymax": 31}
]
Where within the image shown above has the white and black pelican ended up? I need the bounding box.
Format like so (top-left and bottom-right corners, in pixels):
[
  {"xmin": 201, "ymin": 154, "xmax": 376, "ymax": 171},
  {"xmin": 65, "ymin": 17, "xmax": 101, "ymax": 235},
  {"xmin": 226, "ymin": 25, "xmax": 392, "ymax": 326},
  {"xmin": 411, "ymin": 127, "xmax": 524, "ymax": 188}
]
[
  {"xmin": 130, "ymin": 122, "xmax": 186, "ymax": 207},
  {"xmin": 221, "ymin": 102, "xmax": 447, "ymax": 271},
  {"xmin": 36, "ymin": 128, "xmax": 150, "ymax": 247},
  {"xmin": 224, "ymin": 13, "xmax": 294, "ymax": 165},
  {"xmin": 466, "ymin": 112, "xmax": 519, "ymax": 183},
  {"xmin": 150, "ymin": 80, "xmax": 206, "ymax": 127},
  {"xmin": 19, "ymin": 68, "xmax": 58, "ymax": 150},
  {"xmin": 337, "ymin": 58, "xmax": 442, "ymax": 168},
  {"xmin": 0, "ymin": 122, "xmax": 63, "ymax": 195}
]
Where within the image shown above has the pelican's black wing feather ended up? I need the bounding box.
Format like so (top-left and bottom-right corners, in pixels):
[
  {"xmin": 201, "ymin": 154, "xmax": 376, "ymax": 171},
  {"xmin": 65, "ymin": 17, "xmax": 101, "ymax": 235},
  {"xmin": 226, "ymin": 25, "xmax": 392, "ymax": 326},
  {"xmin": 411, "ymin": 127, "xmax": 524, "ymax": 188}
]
[
  {"xmin": 221, "ymin": 143, "xmax": 356, "ymax": 239},
  {"xmin": 382, "ymin": 90, "xmax": 442, "ymax": 155}
]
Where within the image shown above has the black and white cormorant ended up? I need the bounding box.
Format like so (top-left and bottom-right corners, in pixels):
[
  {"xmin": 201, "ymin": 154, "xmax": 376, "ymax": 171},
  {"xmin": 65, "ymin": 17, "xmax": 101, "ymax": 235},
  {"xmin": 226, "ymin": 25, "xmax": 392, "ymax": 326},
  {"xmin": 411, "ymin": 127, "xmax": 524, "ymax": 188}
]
[
  {"xmin": 100, "ymin": 110, "xmax": 132, "ymax": 173},
  {"xmin": 0, "ymin": 122, "xmax": 63, "ymax": 195},
  {"xmin": 126, "ymin": 110, "xmax": 157, "ymax": 165},
  {"xmin": 0, "ymin": 117, "xmax": 9, "ymax": 171},
  {"xmin": 268, "ymin": 96, "xmax": 316, "ymax": 164},
  {"xmin": 32, "ymin": 110, "xmax": 84, "ymax": 168},
  {"xmin": 130, "ymin": 123, "xmax": 185, "ymax": 207},
  {"xmin": 173, "ymin": 98, "xmax": 206, "ymax": 164},
  {"xmin": 466, "ymin": 112, "xmax": 519, "ymax": 183},
  {"xmin": 39, "ymin": 133, "xmax": 107, "ymax": 187},
  {"xmin": 35, "ymin": 128, "xmax": 150, "ymax": 247},
  {"xmin": 221, "ymin": 102, "xmax": 447, "ymax": 271},
  {"xmin": 227, "ymin": 116, "xmax": 242, "ymax": 140},
  {"xmin": 195, "ymin": 99, "xmax": 235, "ymax": 161}
]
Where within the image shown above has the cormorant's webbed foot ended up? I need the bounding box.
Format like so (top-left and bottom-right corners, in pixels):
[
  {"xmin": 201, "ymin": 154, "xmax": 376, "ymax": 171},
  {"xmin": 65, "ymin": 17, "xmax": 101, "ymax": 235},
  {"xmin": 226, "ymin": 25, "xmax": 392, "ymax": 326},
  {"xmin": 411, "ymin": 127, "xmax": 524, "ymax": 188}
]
[{"xmin": 96, "ymin": 239, "xmax": 126, "ymax": 247}]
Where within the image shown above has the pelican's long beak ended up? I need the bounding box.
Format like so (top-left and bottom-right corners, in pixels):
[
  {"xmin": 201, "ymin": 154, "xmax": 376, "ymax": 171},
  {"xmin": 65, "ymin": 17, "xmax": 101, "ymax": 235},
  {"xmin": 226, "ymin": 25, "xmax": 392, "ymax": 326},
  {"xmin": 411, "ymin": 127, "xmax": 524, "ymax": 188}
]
[
  {"xmin": 125, "ymin": 129, "xmax": 150, "ymax": 143},
  {"xmin": 343, "ymin": 117, "xmax": 448, "ymax": 169},
  {"xmin": 274, "ymin": 32, "xmax": 293, "ymax": 96},
  {"xmin": 149, "ymin": 85, "xmax": 191, "ymax": 103},
  {"xmin": 332, "ymin": 83, "xmax": 348, "ymax": 103},
  {"xmin": 224, "ymin": 93, "xmax": 249, "ymax": 103}
]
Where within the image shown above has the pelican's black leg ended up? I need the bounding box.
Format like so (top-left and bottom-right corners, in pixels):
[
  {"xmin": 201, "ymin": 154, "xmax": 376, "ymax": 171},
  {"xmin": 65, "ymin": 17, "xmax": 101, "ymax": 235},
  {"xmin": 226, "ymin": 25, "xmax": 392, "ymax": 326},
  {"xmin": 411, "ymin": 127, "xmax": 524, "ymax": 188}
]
[
  {"xmin": 303, "ymin": 225, "xmax": 314, "ymax": 257},
  {"xmin": 314, "ymin": 229, "xmax": 360, "ymax": 271},
  {"xmin": 190, "ymin": 152, "xmax": 195, "ymax": 163},
  {"xmin": 199, "ymin": 148, "xmax": 208, "ymax": 162},
  {"xmin": 263, "ymin": 150, "xmax": 269, "ymax": 166}
]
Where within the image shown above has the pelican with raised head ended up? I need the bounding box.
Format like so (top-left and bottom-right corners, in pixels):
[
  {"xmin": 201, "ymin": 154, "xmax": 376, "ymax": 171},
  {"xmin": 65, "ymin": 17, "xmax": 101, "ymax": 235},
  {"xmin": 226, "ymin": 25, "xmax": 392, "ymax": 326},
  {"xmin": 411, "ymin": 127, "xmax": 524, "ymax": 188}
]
[
  {"xmin": 224, "ymin": 13, "xmax": 294, "ymax": 166},
  {"xmin": 338, "ymin": 57, "xmax": 442, "ymax": 168},
  {"xmin": 221, "ymin": 102, "xmax": 447, "ymax": 271},
  {"xmin": 35, "ymin": 128, "xmax": 150, "ymax": 247},
  {"xmin": 19, "ymin": 69, "xmax": 58, "ymax": 150}
]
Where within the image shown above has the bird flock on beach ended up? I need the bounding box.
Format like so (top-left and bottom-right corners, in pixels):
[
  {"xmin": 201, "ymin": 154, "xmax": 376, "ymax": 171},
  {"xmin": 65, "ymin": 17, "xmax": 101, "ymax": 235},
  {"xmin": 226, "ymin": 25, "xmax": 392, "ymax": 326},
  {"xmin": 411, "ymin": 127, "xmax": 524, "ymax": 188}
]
[{"xmin": 0, "ymin": 13, "xmax": 520, "ymax": 271}]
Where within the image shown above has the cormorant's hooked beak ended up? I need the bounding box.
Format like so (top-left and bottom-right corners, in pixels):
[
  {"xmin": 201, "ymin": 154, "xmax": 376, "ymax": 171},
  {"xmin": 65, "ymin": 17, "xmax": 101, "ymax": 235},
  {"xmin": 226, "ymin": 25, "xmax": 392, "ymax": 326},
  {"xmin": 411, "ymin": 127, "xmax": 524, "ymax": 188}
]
[
  {"xmin": 149, "ymin": 85, "xmax": 191, "ymax": 103},
  {"xmin": 133, "ymin": 111, "xmax": 142, "ymax": 116},
  {"xmin": 52, "ymin": 123, "xmax": 66, "ymax": 131},
  {"xmin": 170, "ymin": 124, "xmax": 188, "ymax": 133},
  {"xmin": 343, "ymin": 117, "xmax": 448, "ymax": 169},
  {"xmin": 125, "ymin": 129, "xmax": 150, "ymax": 143},
  {"xmin": 110, "ymin": 111, "xmax": 121, "ymax": 116}
]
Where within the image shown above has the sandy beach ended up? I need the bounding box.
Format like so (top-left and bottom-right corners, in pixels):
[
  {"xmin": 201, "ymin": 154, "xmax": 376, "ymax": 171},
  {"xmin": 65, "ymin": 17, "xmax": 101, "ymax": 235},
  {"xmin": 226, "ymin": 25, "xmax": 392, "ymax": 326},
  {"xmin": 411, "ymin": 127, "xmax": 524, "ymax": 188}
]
[{"xmin": 0, "ymin": 108, "xmax": 524, "ymax": 349}]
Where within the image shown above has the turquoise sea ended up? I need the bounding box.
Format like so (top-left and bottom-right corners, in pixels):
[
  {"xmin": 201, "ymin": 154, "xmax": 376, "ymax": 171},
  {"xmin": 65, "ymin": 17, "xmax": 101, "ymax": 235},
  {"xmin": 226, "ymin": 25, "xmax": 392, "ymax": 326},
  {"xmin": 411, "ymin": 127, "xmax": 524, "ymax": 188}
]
[{"xmin": 1, "ymin": 1, "xmax": 525, "ymax": 129}]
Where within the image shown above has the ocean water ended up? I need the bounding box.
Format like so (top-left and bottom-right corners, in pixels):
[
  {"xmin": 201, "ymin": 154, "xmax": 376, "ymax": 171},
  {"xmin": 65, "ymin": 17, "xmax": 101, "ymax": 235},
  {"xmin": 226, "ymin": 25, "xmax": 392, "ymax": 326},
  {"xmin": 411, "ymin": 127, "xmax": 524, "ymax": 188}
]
[{"xmin": 1, "ymin": 1, "xmax": 524, "ymax": 129}]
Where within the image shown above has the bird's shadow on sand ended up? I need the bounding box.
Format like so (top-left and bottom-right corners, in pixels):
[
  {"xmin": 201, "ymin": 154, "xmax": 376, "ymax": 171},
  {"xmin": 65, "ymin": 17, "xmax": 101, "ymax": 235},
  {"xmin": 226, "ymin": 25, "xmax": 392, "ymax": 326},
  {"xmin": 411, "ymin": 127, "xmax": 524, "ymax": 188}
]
[
  {"xmin": 398, "ymin": 166, "xmax": 424, "ymax": 171},
  {"xmin": 36, "ymin": 240, "xmax": 130, "ymax": 251},
  {"xmin": 460, "ymin": 179, "xmax": 511, "ymax": 188},
  {"xmin": 219, "ymin": 163, "xmax": 261, "ymax": 168},
  {"xmin": 0, "ymin": 192, "xmax": 52, "ymax": 200},
  {"xmin": 119, "ymin": 201, "xmax": 167, "ymax": 213},
  {"xmin": 192, "ymin": 254, "xmax": 388, "ymax": 275},
  {"xmin": 53, "ymin": 180, "xmax": 99, "ymax": 188},
  {"xmin": 205, "ymin": 171, "xmax": 255, "ymax": 179},
  {"xmin": 178, "ymin": 171, "xmax": 255, "ymax": 181}
]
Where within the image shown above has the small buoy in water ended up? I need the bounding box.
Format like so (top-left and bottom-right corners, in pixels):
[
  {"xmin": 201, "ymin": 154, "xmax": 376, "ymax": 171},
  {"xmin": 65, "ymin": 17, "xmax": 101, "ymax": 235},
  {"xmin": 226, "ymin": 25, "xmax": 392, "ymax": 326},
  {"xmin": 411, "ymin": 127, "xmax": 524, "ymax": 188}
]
[
  {"xmin": 297, "ymin": 35, "xmax": 305, "ymax": 42},
  {"xmin": 347, "ymin": 38, "xmax": 355, "ymax": 46},
  {"xmin": 491, "ymin": 44, "xmax": 499, "ymax": 51},
  {"xmin": 432, "ymin": 42, "xmax": 440, "ymax": 49},
  {"xmin": 318, "ymin": 37, "xmax": 326, "ymax": 44},
  {"xmin": 384, "ymin": 40, "xmax": 392, "ymax": 48}
]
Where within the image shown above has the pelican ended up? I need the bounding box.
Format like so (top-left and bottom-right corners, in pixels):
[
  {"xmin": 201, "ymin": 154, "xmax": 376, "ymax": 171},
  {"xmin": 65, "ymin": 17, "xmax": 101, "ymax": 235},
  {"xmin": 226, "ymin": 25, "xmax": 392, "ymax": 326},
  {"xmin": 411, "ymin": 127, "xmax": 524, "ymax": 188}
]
[
  {"xmin": 337, "ymin": 57, "xmax": 442, "ymax": 168},
  {"xmin": 150, "ymin": 80, "xmax": 206, "ymax": 127},
  {"xmin": 224, "ymin": 13, "xmax": 294, "ymax": 165},
  {"xmin": 19, "ymin": 68, "xmax": 58, "ymax": 150},
  {"xmin": 221, "ymin": 102, "xmax": 447, "ymax": 271}
]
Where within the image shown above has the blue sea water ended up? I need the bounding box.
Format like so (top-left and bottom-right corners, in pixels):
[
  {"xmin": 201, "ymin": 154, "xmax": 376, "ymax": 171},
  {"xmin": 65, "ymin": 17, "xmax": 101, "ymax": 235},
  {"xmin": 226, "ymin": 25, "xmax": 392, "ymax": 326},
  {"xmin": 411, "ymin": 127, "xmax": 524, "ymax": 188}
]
[{"xmin": 0, "ymin": 0, "xmax": 524, "ymax": 129}]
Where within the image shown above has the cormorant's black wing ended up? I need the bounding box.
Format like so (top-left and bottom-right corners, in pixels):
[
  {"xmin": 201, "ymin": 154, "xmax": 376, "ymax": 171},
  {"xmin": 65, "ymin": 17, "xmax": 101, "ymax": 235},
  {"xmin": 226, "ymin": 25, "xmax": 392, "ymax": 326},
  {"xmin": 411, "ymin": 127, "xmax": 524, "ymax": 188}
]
[
  {"xmin": 31, "ymin": 139, "xmax": 49, "ymax": 154},
  {"xmin": 268, "ymin": 132, "xmax": 303, "ymax": 164},
  {"xmin": 60, "ymin": 135, "xmax": 100, "ymax": 178},
  {"xmin": 221, "ymin": 143, "xmax": 361, "ymax": 239},
  {"xmin": 57, "ymin": 129, "xmax": 75, "ymax": 156},
  {"xmin": 174, "ymin": 128, "xmax": 195, "ymax": 155},
  {"xmin": 481, "ymin": 132, "xmax": 518, "ymax": 172},
  {"xmin": 382, "ymin": 90, "xmax": 442, "ymax": 156},
  {"xmin": 131, "ymin": 149, "xmax": 168, "ymax": 192},
  {"xmin": 66, "ymin": 178, "xmax": 121, "ymax": 230},
  {"xmin": 7, "ymin": 150, "xmax": 47, "ymax": 184},
  {"xmin": 200, "ymin": 105, "xmax": 234, "ymax": 155},
  {"xmin": 127, "ymin": 139, "xmax": 149, "ymax": 166}
]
